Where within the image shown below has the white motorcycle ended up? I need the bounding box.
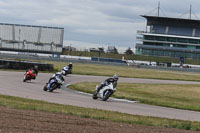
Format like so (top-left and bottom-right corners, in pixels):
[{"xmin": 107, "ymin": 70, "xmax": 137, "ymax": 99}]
[
  {"xmin": 61, "ymin": 66, "xmax": 72, "ymax": 76},
  {"xmin": 92, "ymin": 83, "xmax": 116, "ymax": 101}
]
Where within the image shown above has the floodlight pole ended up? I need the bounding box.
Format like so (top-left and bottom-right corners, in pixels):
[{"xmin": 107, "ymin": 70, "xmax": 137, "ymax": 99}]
[
  {"xmin": 189, "ymin": 4, "xmax": 192, "ymax": 19},
  {"xmin": 70, "ymin": 44, "xmax": 72, "ymax": 55},
  {"xmin": 158, "ymin": 2, "xmax": 160, "ymax": 17},
  {"xmin": 98, "ymin": 48, "xmax": 101, "ymax": 62}
]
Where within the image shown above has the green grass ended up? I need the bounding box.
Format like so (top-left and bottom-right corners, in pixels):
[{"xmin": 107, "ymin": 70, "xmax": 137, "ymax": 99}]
[
  {"xmin": 0, "ymin": 94, "xmax": 200, "ymax": 131},
  {"xmin": 62, "ymin": 50, "xmax": 200, "ymax": 65},
  {"xmin": 45, "ymin": 61, "xmax": 200, "ymax": 81},
  {"xmin": 68, "ymin": 82, "xmax": 200, "ymax": 111},
  {"xmin": 2, "ymin": 57, "xmax": 200, "ymax": 81}
]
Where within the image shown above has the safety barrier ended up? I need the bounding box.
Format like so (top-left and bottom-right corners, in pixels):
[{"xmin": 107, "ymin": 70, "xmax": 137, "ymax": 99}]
[
  {"xmin": 91, "ymin": 57, "xmax": 124, "ymax": 63},
  {"xmin": 0, "ymin": 59, "xmax": 53, "ymax": 71}
]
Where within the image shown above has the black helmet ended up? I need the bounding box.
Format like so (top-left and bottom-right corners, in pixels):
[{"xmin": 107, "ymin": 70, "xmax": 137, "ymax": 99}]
[{"xmin": 113, "ymin": 74, "xmax": 118, "ymax": 81}]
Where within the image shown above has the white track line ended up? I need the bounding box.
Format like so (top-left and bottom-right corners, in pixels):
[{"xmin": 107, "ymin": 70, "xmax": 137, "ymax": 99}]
[{"xmin": 64, "ymin": 84, "xmax": 137, "ymax": 103}]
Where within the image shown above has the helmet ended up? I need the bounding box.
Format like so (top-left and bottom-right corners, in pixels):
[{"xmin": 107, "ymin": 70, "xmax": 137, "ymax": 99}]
[
  {"xmin": 113, "ymin": 74, "xmax": 118, "ymax": 81},
  {"xmin": 69, "ymin": 62, "xmax": 72, "ymax": 64},
  {"xmin": 32, "ymin": 70, "xmax": 36, "ymax": 74}
]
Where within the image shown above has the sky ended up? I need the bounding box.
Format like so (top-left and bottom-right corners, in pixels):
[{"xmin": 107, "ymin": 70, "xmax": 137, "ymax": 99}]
[{"xmin": 0, "ymin": 0, "xmax": 199, "ymax": 53}]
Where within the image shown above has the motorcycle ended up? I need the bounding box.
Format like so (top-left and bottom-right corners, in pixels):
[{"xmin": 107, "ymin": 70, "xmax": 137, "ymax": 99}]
[
  {"xmin": 43, "ymin": 75, "xmax": 64, "ymax": 92},
  {"xmin": 23, "ymin": 70, "xmax": 36, "ymax": 82},
  {"xmin": 61, "ymin": 66, "xmax": 72, "ymax": 76},
  {"xmin": 92, "ymin": 83, "xmax": 116, "ymax": 101}
]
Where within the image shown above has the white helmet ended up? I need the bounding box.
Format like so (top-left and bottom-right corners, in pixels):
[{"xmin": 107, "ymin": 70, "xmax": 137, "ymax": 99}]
[
  {"xmin": 113, "ymin": 74, "xmax": 118, "ymax": 81},
  {"xmin": 69, "ymin": 62, "xmax": 72, "ymax": 64}
]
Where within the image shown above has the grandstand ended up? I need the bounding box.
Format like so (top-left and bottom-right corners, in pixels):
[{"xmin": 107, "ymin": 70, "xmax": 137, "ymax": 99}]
[
  {"xmin": 0, "ymin": 23, "xmax": 64, "ymax": 54},
  {"xmin": 136, "ymin": 15, "xmax": 200, "ymax": 59}
]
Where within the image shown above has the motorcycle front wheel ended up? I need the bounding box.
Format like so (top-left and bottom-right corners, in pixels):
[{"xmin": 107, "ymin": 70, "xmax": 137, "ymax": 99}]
[
  {"xmin": 92, "ymin": 93, "xmax": 98, "ymax": 99},
  {"xmin": 23, "ymin": 76, "xmax": 28, "ymax": 82},
  {"xmin": 102, "ymin": 90, "xmax": 112, "ymax": 101},
  {"xmin": 43, "ymin": 84, "xmax": 48, "ymax": 91},
  {"xmin": 49, "ymin": 83, "xmax": 57, "ymax": 92}
]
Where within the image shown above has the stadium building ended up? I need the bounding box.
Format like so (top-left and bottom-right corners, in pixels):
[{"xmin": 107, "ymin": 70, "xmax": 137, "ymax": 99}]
[
  {"xmin": 136, "ymin": 14, "xmax": 200, "ymax": 59},
  {"xmin": 0, "ymin": 23, "xmax": 64, "ymax": 55}
]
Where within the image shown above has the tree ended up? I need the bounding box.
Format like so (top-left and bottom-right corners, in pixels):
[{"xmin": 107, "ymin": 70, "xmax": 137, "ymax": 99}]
[
  {"xmin": 98, "ymin": 47, "xmax": 104, "ymax": 53},
  {"xmin": 107, "ymin": 46, "xmax": 118, "ymax": 54},
  {"xmin": 113, "ymin": 47, "xmax": 118, "ymax": 54},
  {"xmin": 124, "ymin": 47, "xmax": 133, "ymax": 55}
]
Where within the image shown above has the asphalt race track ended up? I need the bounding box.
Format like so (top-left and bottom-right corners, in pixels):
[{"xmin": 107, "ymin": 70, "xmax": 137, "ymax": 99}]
[{"xmin": 1, "ymin": 70, "xmax": 200, "ymax": 122}]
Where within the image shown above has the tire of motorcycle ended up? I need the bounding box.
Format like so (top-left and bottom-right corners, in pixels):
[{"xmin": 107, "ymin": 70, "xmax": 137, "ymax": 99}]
[
  {"xmin": 23, "ymin": 75, "xmax": 29, "ymax": 82},
  {"xmin": 23, "ymin": 75, "xmax": 28, "ymax": 82},
  {"xmin": 92, "ymin": 93, "xmax": 98, "ymax": 99},
  {"xmin": 24, "ymin": 75, "xmax": 31, "ymax": 82},
  {"xmin": 49, "ymin": 83, "xmax": 57, "ymax": 92},
  {"xmin": 43, "ymin": 85, "xmax": 48, "ymax": 91},
  {"xmin": 102, "ymin": 90, "xmax": 111, "ymax": 101}
]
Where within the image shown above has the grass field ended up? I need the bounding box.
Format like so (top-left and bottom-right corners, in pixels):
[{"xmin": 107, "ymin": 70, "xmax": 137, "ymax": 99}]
[
  {"xmin": 68, "ymin": 82, "xmax": 200, "ymax": 111},
  {"xmin": 45, "ymin": 61, "xmax": 200, "ymax": 81},
  {"xmin": 0, "ymin": 94, "xmax": 200, "ymax": 131},
  {"xmin": 2, "ymin": 57, "xmax": 200, "ymax": 81},
  {"xmin": 62, "ymin": 50, "xmax": 200, "ymax": 65}
]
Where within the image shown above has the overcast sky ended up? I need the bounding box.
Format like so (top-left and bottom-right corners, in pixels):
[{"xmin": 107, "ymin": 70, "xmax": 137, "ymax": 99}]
[{"xmin": 0, "ymin": 0, "xmax": 199, "ymax": 53}]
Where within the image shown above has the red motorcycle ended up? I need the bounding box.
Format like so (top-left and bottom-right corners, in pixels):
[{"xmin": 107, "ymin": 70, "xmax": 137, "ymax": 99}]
[{"xmin": 23, "ymin": 70, "xmax": 36, "ymax": 82}]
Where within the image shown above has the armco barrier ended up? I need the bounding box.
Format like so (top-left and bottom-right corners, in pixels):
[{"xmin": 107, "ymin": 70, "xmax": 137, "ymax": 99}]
[
  {"xmin": 91, "ymin": 57, "xmax": 124, "ymax": 63},
  {"xmin": 134, "ymin": 64, "xmax": 200, "ymax": 73},
  {"xmin": 0, "ymin": 59, "xmax": 53, "ymax": 71},
  {"xmin": 0, "ymin": 54, "xmax": 128, "ymax": 67}
]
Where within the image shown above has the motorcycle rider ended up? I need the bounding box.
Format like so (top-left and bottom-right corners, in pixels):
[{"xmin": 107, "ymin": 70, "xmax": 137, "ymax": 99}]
[
  {"xmin": 68, "ymin": 62, "xmax": 73, "ymax": 74},
  {"xmin": 95, "ymin": 74, "xmax": 119, "ymax": 94},
  {"xmin": 48, "ymin": 71, "xmax": 65, "ymax": 84},
  {"xmin": 45, "ymin": 71, "xmax": 65, "ymax": 91},
  {"xmin": 62, "ymin": 62, "xmax": 73, "ymax": 75},
  {"xmin": 25, "ymin": 65, "xmax": 38, "ymax": 79}
]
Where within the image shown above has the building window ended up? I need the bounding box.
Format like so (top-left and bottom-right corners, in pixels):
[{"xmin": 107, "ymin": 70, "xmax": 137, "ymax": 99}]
[{"xmin": 166, "ymin": 37, "xmax": 176, "ymax": 42}]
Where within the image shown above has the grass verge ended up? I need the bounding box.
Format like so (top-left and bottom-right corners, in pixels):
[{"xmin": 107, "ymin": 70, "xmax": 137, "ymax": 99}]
[
  {"xmin": 0, "ymin": 94, "xmax": 200, "ymax": 131},
  {"xmin": 68, "ymin": 82, "xmax": 200, "ymax": 111},
  {"xmin": 1, "ymin": 58, "xmax": 200, "ymax": 81},
  {"xmin": 44, "ymin": 61, "xmax": 200, "ymax": 82}
]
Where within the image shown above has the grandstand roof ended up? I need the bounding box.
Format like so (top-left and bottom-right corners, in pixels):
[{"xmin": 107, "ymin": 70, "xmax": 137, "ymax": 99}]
[
  {"xmin": 0, "ymin": 23, "xmax": 64, "ymax": 29},
  {"xmin": 142, "ymin": 15, "xmax": 200, "ymax": 28}
]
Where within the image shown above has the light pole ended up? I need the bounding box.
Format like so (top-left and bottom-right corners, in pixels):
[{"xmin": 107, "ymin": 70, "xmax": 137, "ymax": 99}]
[{"xmin": 69, "ymin": 44, "xmax": 72, "ymax": 55}]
